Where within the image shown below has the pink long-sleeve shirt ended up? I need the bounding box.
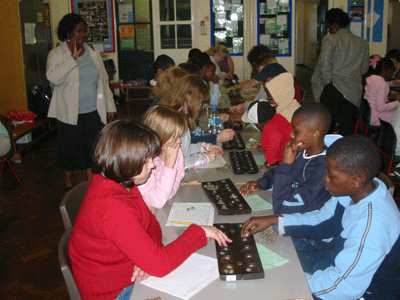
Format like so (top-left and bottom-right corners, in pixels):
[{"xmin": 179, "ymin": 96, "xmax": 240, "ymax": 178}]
[
  {"xmin": 138, "ymin": 148, "xmax": 185, "ymax": 209},
  {"xmin": 365, "ymin": 75, "xmax": 399, "ymax": 125}
]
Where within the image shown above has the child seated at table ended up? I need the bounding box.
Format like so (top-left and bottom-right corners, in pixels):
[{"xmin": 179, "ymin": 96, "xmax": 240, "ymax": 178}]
[
  {"xmin": 241, "ymin": 135, "xmax": 400, "ymax": 300},
  {"xmin": 69, "ymin": 119, "xmax": 231, "ymax": 300},
  {"xmin": 160, "ymin": 74, "xmax": 224, "ymax": 169},
  {"xmin": 241, "ymin": 99, "xmax": 292, "ymax": 169},
  {"xmin": 150, "ymin": 66, "xmax": 188, "ymax": 106},
  {"xmin": 364, "ymin": 55, "xmax": 399, "ymax": 126},
  {"xmin": 138, "ymin": 105, "xmax": 187, "ymax": 211},
  {"xmin": 240, "ymin": 103, "xmax": 341, "ymax": 214}
]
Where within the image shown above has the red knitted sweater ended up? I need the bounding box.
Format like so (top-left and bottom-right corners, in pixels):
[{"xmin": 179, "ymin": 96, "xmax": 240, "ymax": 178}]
[{"xmin": 69, "ymin": 174, "xmax": 207, "ymax": 299}]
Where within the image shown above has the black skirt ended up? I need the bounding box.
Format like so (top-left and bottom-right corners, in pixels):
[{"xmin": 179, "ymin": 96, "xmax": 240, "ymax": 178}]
[{"xmin": 56, "ymin": 111, "xmax": 102, "ymax": 171}]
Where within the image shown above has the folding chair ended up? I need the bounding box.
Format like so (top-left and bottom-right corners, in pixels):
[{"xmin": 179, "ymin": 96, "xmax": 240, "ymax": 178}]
[
  {"xmin": 58, "ymin": 227, "xmax": 82, "ymax": 300},
  {"xmin": 59, "ymin": 181, "xmax": 89, "ymax": 229}
]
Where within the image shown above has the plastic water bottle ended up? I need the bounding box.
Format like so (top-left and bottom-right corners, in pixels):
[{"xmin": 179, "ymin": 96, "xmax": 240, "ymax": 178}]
[
  {"xmin": 215, "ymin": 115, "xmax": 222, "ymax": 133},
  {"xmin": 208, "ymin": 105, "xmax": 217, "ymax": 134}
]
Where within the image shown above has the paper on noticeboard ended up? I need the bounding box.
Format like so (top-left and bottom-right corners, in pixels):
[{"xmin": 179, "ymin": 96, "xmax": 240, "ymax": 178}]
[{"xmin": 24, "ymin": 23, "xmax": 36, "ymax": 45}]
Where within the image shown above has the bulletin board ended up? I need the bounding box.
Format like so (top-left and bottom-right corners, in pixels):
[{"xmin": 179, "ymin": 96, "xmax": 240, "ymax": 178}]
[
  {"xmin": 211, "ymin": 0, "xmax": 244, "ymax": 56},
  {"xmin": 257, "ymin": 0, "xmax": 291, "ymax": 56},
  {"xmin": 71, "ymin": 0, "xmax": 115, "ymax": 53}
]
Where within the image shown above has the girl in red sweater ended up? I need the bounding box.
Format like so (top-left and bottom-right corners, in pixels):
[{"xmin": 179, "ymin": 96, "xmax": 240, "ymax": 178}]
[{"xmin": 69, "ymin": 120, "xmax": 231, "ymax": 300}]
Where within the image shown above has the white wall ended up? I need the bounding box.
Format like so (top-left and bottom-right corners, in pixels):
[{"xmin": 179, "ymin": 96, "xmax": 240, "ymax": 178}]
[{"xmin": 49, "ymin": 0, "xmax": 391, "ymax": 82}]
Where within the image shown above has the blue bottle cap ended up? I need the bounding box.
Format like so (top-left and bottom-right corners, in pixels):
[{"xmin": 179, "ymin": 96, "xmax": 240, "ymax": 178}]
[{"xmin": 211, "ymin": 105, "xmax": 217, "ymax": 111}]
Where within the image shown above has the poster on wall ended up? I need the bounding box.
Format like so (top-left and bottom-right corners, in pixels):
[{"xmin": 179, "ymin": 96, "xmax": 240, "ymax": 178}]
[
  {"xmin": 71, "ymin": 0, "xmax": 115, "ymax": 53},
  {"xmin": 257, "ymin": 0, "xmax": 291, "ymax": 57},
  {"xmin": 211, "ymin": 0, "xmax": 244, "ymax": 55}
]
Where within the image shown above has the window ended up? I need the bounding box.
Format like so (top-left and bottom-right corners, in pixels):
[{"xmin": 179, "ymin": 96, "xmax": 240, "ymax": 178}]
[{"xmin": 158, "ymin": 0, "xmax": 192, "ymax": 49}]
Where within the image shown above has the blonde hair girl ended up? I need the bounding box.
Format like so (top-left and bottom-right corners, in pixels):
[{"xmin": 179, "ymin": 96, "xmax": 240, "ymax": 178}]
[
  {"xmin": 139, "ymin": 105, "xmax": 187, "ymax": 210},
  {"xmin": 160, "ymin": 74, "xmax": 224, "ymax": 169},
  {"xmin": 151, "ymin": 67, "xmax": 188, "ymax": 101}
]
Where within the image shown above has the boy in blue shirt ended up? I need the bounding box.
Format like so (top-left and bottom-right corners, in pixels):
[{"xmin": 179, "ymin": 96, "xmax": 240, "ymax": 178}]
[
  {"xmin": 242, "ymin": 135, "xmax": 400, "ymax": 299},
  {"xmin": 240, "ymin": 103, "xmax": 341, "ymax": 214}
]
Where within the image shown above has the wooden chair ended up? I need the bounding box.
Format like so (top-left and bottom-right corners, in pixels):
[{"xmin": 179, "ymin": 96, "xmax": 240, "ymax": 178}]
[
  {"xmin": 0, "ymin": 122, "xmax": 21, "ymax": 184},
  {"xmin": 58, "ymin": 227, "xmax": 82, "ymax": 300},
  {"xmin": 377, "ymin": 119, "xmax": 400, "ymax": 199},
  {"xmin": 59, "ymin": 181, "xmax": 89, "ymax": 230},
  {"xmin": 354, "ymin": 98, "xmax": 380, "ymax": 138}
]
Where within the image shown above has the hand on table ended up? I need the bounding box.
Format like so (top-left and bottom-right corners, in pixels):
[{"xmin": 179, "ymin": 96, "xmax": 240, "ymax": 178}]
[
  {"xmin": 241, "ymin": 216, "xmax": 279, "ymax": 237},
  {"xmin": 200, "ymin": 226, "xmax": 232, "ymax": 246},
  {"xmin": 229, "ymin": 104, "xmax": 243, "ymax": 113},
  {"xmin": 240, "ymin": 181, "xmax": 262, "ymax": 197},
  {"xmin": 131, "ymin": 265, "xmax": 150, "ymax": 282},
  {"xmin": 226, "ymin": 85, "xmax": 240, "ymax": 93},
  {"xmin": 216, "ymin": 129, "xmax": 235, "ymax": 143},
  {"xmin": 209, "ymin": 145, "xmax": 223, "ymax": 155},
  {"xmin": 218, "ymin": 113, "xmax": 230, "ymax": 123},
  {"xmin": 282, "ymin": 140, "xmax": 302, "ymax": 165},
  {"xmin": 251, "ymin": 142, "xmax": 263, "ymax": 151},
  {"xmin": 229, "ymin": 111, "xmax": 244, "ymax": 122}
]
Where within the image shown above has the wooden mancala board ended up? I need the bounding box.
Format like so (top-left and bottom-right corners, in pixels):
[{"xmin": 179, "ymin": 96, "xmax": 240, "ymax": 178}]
[
  {"xmin": 201, "ymin": 178, "xmax": 252, "ymax": 215},
  {"xmin": 214, "ymin": 223, "xmax": 265, "ymax": 281}
]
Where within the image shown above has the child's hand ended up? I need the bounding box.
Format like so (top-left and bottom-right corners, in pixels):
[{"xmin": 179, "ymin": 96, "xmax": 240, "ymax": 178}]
[
  {"xmin": 282, "ymin": 140, "xmax": 301, "ymax": 165},
  {"xmin": 241, "ymin": 216, "xmax": 278, "ymax": 237},
  {"xmin": 251, "ymin": 142, "xmax": 263, "ymax": 150},
  {"xmin": 209, "ymin": 145, "xmax": 223, "ymax": 155},
  {"xmin": 163, "ymin": 138, "xmax": 181, "ymax": 169},
  {"xmin": 131, "ymin": 265, "xmax": 150, "ymax": 282},
  {"xmin": 240, "ymin": 181, "xmax": 262, "ymax": 196},
  {"xmin": 206, "ymin": 151, "xmax": 217, "ymax": 162},
  {"xmin": 229, "ymin": 111, "xmax": 244, "ymax": 122},
  {"xmin": 227, "ymin": 85, "xmax": 240, "ymax": 93},
  {"xmin": 394, "ymin": 79, "xmax": 400, "ymax": 85},
  {"xmin": 218, "ymin": 113, "xmax": 230, "ymax": 123},
  {"xmin": 200, "ymin": 226, "xmax": 232, "ymax": 246},
  {"xmin": 229, "ymin": 104, "xmax": 242, "ymax": 112},
  {"xmin": 216, "ymin": 129, "xmax": 235, "ymax": 142}
]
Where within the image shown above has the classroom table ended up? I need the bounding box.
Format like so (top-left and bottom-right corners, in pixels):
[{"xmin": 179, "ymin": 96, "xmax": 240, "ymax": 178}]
[{"xmin": 130, "ymin": 126, "xmax": 313, "ymax": 300}]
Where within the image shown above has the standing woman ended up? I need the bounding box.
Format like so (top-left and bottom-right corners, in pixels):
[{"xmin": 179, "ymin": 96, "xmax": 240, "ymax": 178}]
[
  {"xmin": 311, "ymin": 8, "xmax": 369, "ymax": 136},
  {"xmin": 46, "ymin": 13, "xmax": 116, "ymax": 191}
]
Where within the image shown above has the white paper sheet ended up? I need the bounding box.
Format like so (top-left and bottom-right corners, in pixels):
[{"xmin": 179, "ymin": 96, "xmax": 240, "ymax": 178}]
[
  {"xmin": 195, "ymin": 155, "xmax": 226, "ymax": 169},
  {"xmin": 24, "ymin": 23, "xmax": 36, "ymax": 45},
  {"xmin": 166, "ymin": 203, "xmax": 214, "ymax": 227},
  {"xmin": 140, "ymin": 253, "xmax": 219, "ymax": 300}
]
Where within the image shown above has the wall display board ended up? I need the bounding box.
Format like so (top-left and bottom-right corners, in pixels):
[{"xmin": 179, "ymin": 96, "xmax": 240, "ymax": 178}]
[
  {"xmin": 257, "ymin": 0, "xmax": 291, "ymax": 56},
  {"xmin": 211, "ymin": 0, "xmax": 244, "ymax": 55},
  {"xmin": 71, "ymin": 0, "xmax": 115, "ymax": 52}
]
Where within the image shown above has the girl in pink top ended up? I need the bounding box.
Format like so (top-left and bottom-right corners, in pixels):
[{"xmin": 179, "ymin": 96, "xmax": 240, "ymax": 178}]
[
  {"xmin": 138, "ymin": 105, "xmax": 187, "ymax": 211},
  {"xmin": 364, "ymin": 55, "xmax": 399, "ymax": 125}
]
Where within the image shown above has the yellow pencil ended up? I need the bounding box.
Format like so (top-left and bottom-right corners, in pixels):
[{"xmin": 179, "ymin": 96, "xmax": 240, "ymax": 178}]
[{"xmin": 171, "ymin": 221, "xmax": 193, "ymax": 225}]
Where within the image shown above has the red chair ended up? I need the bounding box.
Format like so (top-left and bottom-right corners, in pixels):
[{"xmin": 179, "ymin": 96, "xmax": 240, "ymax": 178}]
[{"xmin": 0, "ymin": 122, "xmax": 21, "ymax": 184}]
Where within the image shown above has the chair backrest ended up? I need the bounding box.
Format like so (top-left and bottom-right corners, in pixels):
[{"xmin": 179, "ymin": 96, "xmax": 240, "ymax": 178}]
[
  {"xmin": 362, "ymin": 233, "xmax": 400, "ymax": 299},
  {"xmin": 377, "ymin": 172, "xmax": 395, "ymax": 197},
  {"xmin": 58, "ymin": 227, "xmax": 82, "ymax": 300},
  {"xmin": 1, "ymin": 122, "xmax": 15, "ymax": 160},
  {"xmin": 60, "ymin": 181, "xmax": 89, "ymax": 230},
  {"xmin": 377, "ymin": 119, "xmax": 397, "ymax": 161}
]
